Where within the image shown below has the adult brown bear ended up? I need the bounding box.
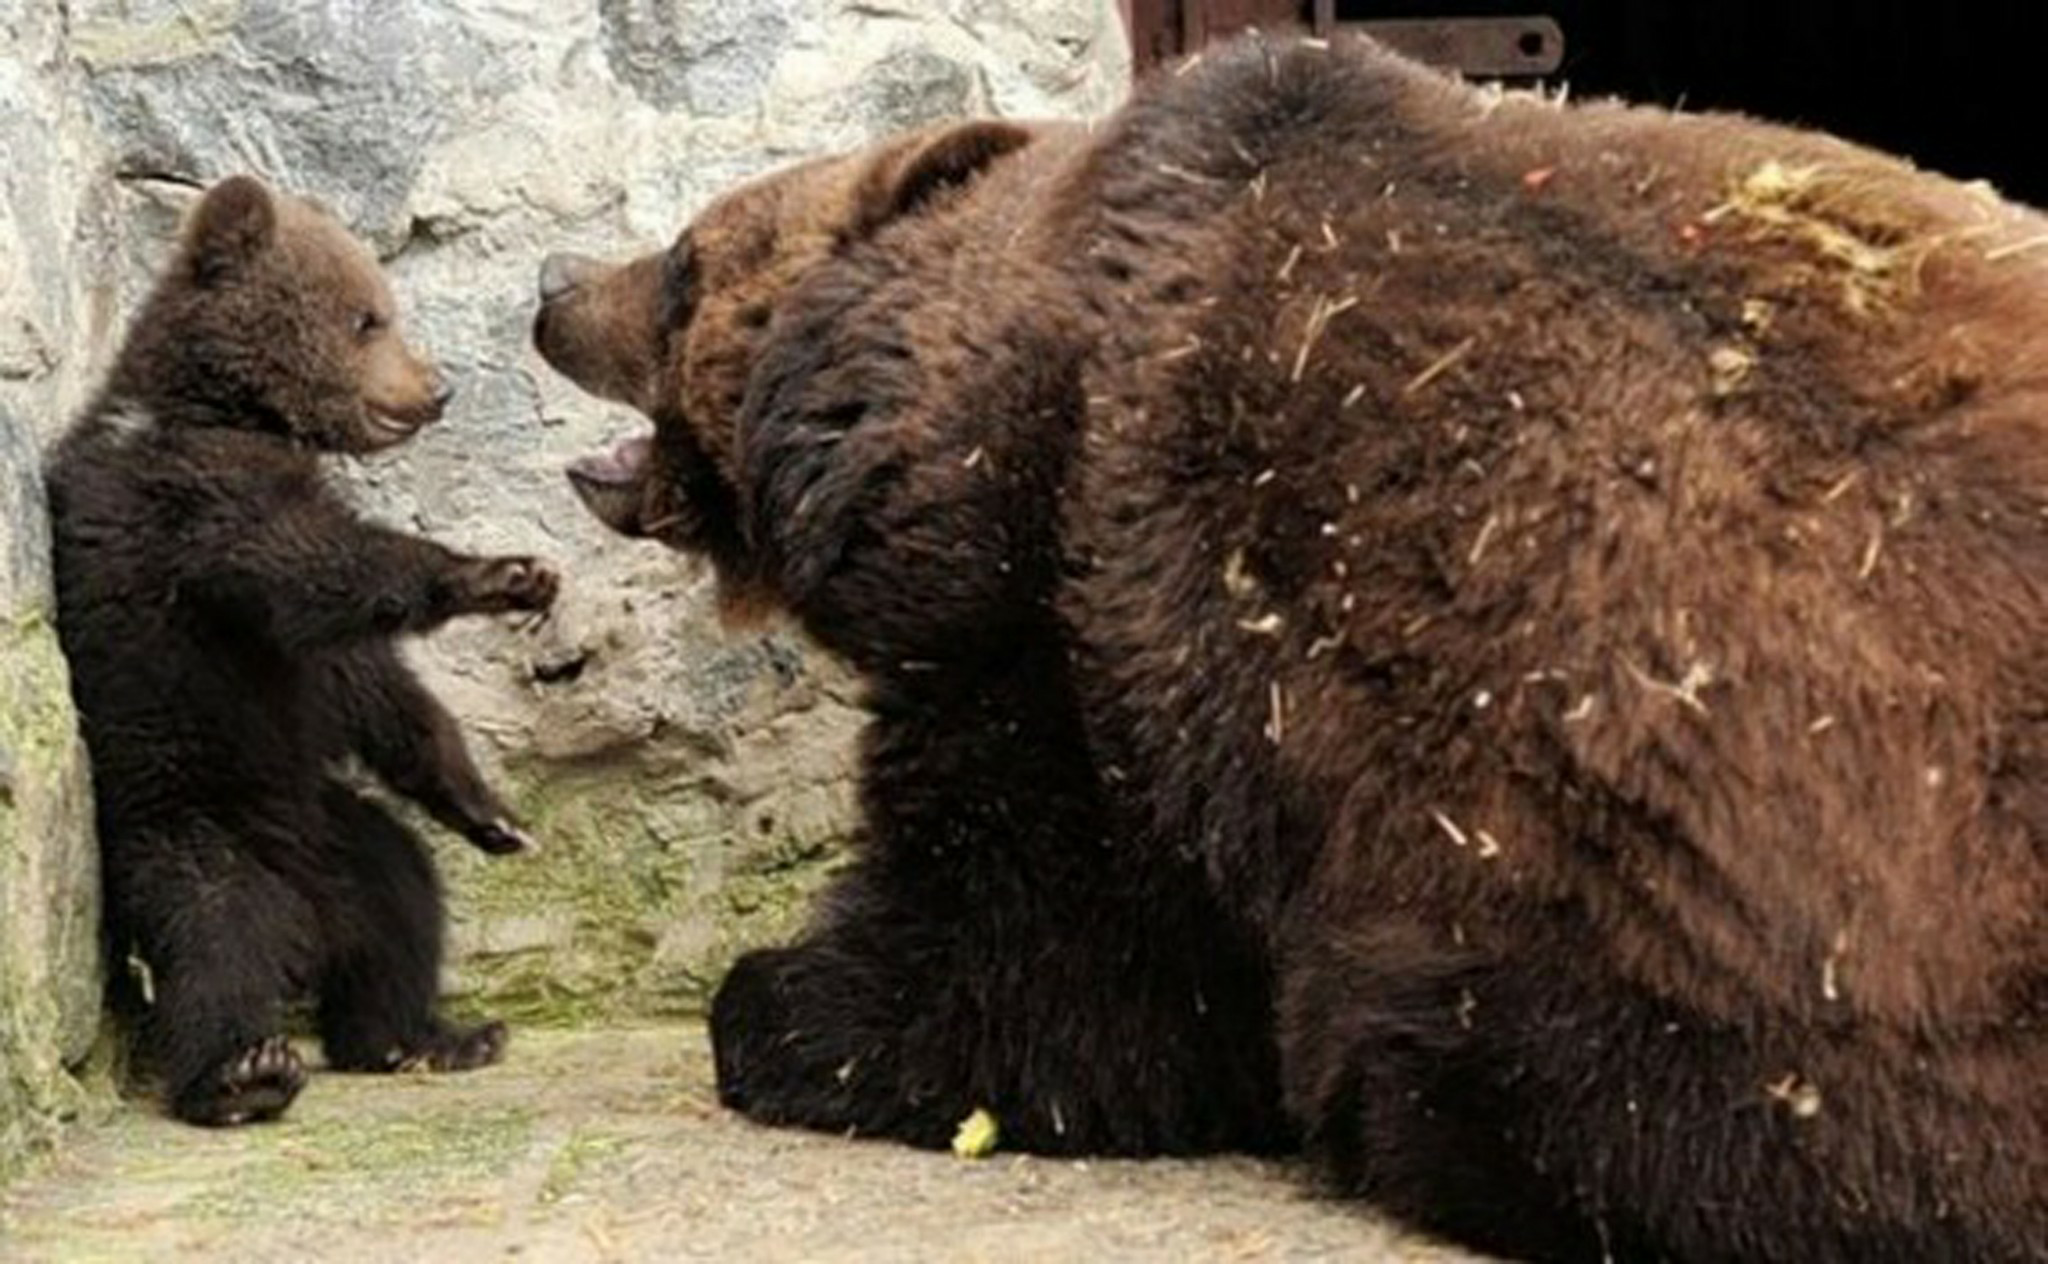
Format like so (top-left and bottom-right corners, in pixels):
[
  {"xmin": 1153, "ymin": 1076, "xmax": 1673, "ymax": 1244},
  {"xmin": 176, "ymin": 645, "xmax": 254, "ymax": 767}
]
[{"xmin": 533, "ymin": 33, "xmax": 2048, "ymax": 1263}]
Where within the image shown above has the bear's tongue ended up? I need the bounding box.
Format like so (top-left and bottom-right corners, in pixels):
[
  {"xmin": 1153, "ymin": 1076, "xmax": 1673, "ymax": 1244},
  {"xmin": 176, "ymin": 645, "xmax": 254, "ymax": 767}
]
[
  {"xmin": 568, "ymin": 434, "xmax": 651, "ymax": 488},
  {"xmin": 566, "ymin": 434, "xmax": 653, "ymax": 537}
]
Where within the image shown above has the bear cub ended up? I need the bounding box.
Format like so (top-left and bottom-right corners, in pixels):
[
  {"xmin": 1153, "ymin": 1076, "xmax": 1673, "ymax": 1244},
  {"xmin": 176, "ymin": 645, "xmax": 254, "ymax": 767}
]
[{"xmin": 46, "ymin": 176, "xmax": 557, "ymax": 1126}]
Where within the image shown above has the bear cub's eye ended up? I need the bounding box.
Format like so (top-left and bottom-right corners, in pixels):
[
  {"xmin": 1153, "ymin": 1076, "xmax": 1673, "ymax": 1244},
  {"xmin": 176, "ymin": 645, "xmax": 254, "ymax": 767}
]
[{"xmin": 354, "ymin": 310, "xmax": 386, "ymax": 340}]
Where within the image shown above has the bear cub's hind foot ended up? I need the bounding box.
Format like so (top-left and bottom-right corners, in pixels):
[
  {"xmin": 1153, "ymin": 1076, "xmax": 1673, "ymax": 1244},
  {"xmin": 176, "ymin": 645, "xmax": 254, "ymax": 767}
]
[
  {"xmin": 364, "ymin": 1019, "xmax": 509, "ymax": 1074},
  {"xmin": 412, "ymin": 1019, "xmax": 509, "ymax": 1072},
  {"xmin": 174, "ymin": 1034, "xmax": 307, "ymax": 1127}
]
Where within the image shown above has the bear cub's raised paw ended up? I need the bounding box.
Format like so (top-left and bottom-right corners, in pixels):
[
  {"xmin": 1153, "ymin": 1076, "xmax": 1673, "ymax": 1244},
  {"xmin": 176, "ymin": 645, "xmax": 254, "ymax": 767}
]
[{"xmin": 453, "ymin": 556, "xmax": 559, "ymax": 616}]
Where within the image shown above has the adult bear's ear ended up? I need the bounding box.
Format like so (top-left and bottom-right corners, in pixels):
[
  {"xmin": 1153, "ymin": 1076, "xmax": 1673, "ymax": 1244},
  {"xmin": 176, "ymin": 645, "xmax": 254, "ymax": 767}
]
[
  {"xmin": 185, "ymin": 175, "xmax": 278, "ymax": 285},
  {"xmin": 845, "ymin": 120, "xmax": 1035, "ymax": 242}
]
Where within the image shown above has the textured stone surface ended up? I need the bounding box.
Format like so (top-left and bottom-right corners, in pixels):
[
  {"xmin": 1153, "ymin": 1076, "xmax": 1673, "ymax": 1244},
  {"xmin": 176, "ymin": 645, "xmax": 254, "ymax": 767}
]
[
  {"xmin": 0, "ymin": 0, "xmax": 1128, "ymax": 1173},
  {"xmin": 599, "ymin": 0, "xmax": 801, "ymax": 115},
  {"xmin": 0, "ymin": 586, "xmax": 101, "ymax": 1183},
  {"xmin": 0, "ymin": 2, "xmax": 110, "ymax": 1181}
]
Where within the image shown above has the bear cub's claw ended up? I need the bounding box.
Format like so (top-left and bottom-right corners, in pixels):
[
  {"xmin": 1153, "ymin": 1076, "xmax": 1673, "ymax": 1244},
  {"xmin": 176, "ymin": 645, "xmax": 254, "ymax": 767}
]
[
  {"xmin": 176, "ymin": 1034, "xmax": 307, "ymax": 1127},
  {"xmin": 467, "ymin": 818, "xmax": 537, "ymax": 856}
]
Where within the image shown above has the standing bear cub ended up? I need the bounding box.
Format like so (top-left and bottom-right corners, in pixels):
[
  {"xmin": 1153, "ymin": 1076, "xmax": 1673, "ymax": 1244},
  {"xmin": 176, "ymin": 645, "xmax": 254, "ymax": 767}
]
[
  {"xmin": 536, "ymin": 34, "xmax": 2048, "ymax": 1264},
  {"xmin": 47, "ymin": 176, "xmax": 557, "ymax": 1126}
]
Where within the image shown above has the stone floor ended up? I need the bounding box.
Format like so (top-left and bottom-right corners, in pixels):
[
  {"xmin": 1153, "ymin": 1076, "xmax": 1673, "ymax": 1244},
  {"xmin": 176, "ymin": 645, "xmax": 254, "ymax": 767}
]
[{"xmin": 0, "ymin": 1025, "xmax": 1486, "ymax": 1263}]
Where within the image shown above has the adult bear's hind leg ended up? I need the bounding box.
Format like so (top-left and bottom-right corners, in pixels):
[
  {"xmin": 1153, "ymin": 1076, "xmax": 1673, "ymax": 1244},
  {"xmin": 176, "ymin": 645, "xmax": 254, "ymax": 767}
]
[{"xmin": 1277, "ymin": 919, "xmax": 1610, "ymax": 1264}]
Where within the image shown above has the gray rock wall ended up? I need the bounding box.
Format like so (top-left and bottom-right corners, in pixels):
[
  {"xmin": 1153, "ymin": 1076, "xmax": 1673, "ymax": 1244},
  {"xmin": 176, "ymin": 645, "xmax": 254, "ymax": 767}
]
[
  {"xmin": 0, "ymin": 0, "xmax": 113, "ymax": 1180},
  {"xmin": 0, "ymin": 0, "xmax": 1127, "ymax": 1172}
]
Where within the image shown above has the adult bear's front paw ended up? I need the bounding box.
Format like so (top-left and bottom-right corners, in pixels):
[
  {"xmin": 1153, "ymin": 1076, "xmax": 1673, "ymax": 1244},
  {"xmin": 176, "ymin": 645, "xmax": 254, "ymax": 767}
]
[
  {"xmin": 708, "ymin": 944, "xmax": 957, "ymax": 1147},
  {"xmin": 708, "ymin": 947, "xmax": 803, "ymax": 1116}
]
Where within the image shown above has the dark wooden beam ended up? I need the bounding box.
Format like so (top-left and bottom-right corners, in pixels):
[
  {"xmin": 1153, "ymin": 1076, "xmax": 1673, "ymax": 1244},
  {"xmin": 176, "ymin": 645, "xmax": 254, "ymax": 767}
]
[
  {"xmin": 1123, "ymin": 0, "xmax": 1182, "ymax": 76},
  {"xmin": 1122, "ymin": 3, "xmax": 1564, "ymax": 80}
]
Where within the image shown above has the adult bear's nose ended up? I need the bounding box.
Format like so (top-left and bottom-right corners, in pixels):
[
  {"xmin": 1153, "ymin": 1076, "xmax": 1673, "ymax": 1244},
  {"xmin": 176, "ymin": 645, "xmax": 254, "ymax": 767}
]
[{"xmin": 538, "ymin": 253, "xmax": 601, "ymax": 303}]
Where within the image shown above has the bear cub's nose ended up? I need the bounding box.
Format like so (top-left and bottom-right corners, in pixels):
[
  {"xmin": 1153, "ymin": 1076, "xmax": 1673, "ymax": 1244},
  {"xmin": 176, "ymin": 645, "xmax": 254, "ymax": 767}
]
[{"xmin": 539, "ymin": 253, "xmax": 600, "ymax": 303}]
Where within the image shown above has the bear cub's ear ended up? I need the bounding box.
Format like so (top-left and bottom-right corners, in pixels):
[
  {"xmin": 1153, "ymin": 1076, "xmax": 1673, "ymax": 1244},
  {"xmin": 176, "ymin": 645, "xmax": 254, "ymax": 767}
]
[
  {"xmin": 186, "ymin": 175, "xmax": 278, "ymax": 285},
  {"xmin": 846, "ymin": 120, "xmax": 1035, "ymax": 243}
]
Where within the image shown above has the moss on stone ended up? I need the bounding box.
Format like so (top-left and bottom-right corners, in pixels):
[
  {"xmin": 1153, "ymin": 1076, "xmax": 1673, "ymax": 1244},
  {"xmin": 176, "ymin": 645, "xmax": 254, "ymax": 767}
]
[
  {"xmin": 430, "ymin": 758, "xmax": 850, "ymax": 1029},
  {"xmin": 180, "ymin": 1103, "xmax": 537, "ymax": 1225},
  {"xmin": 0, "ymin": 611, "xmax": 103, "ymax": 1184},
  {"xmin": 68, "ymin": 1, "xmax": 243, "ymax": 71},
  {"xmin": 535, "ymin": 1126, "xmax": 633, "ymax": 1206}
]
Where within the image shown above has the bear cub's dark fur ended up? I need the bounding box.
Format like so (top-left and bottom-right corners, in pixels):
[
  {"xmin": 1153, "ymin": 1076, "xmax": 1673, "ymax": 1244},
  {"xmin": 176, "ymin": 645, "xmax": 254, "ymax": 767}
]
[{"xmin": 46, "ymin": 176, "xmax": 557, "ymax": 1126}]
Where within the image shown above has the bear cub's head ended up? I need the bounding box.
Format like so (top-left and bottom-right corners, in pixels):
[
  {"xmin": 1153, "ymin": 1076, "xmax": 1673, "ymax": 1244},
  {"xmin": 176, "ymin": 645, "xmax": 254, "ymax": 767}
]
[
  {"xmin": 530, "ymin": 120, "xmax": 1035, "ymax": 605},
  {"xmin": 112, "ymin": 175, "xmax": 450, "ymax": 452}
]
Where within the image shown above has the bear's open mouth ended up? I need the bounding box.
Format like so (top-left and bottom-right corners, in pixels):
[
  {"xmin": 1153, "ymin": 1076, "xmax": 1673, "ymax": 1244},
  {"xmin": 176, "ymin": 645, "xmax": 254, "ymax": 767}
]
[
  {"xmin": 364, "ymin": 410, "xmax": 422, "ymax": 443},
  {"xmin": 567, "ymin": 433, "xmax": 652, "ymax": 536}
]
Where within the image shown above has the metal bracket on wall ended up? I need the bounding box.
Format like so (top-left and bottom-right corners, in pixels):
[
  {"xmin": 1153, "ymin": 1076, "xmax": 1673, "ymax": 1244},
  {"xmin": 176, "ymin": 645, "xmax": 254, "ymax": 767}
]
[
  {"xmin": 1348, "ymin": 17, "xmax": 1564, "ymax": 79},
  {"xmin": 1123, "ymin": 3, "xmax": 1565, "ymax": 80}
]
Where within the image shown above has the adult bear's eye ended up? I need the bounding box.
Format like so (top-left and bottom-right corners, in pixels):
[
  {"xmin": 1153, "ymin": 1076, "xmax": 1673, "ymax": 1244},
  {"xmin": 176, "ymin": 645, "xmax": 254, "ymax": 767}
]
[
  {"xmin": 658, "ymin": 238, "xmax": 695, "ymax": 331},
  {"xmin": 354, "ymin": 310, "xmax": 385, "ymax": 339}
]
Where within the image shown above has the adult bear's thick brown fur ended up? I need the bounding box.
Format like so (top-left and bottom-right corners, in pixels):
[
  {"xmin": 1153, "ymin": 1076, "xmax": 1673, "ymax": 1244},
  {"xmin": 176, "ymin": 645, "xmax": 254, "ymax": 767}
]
[
  {"xmin": 48, "ymin": 176, "xmax": 558, "ymax": 1127},
  {"xmin": 534, "ymin": 34, "xmax": 2048, "ymax": 1262}
]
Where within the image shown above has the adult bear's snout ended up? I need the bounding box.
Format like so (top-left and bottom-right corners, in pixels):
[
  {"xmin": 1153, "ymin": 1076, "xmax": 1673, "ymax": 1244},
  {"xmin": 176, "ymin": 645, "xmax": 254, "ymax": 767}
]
[{"xmin": 538, "ymin": 252, "xmax": 602, "ymax": 303}]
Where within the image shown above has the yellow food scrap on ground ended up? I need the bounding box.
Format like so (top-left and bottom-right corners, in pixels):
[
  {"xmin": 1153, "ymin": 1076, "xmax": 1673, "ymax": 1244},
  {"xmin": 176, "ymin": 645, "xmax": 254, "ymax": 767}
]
[{"xmin": 952, "ymin": 1107, "xmax": 1000, "ymax": 1159}]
